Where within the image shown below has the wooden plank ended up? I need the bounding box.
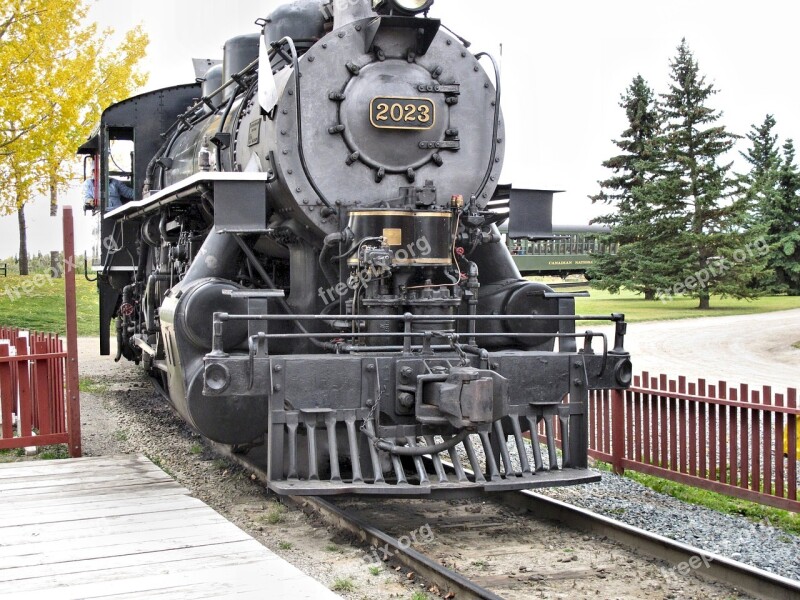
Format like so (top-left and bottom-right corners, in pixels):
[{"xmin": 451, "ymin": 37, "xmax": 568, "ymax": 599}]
[
  {"xmin": 0, "ymin": 454, "xmax": 163, "ymax": 476},
  {"xmin": 0, "ymin": 509, "xmax": 228, "ymax": 546},
  {"xmin": 0, "ymin": 473, "xmax": 182, "ymax": 494},
  {"xmin": 0, "ymin": 468, "xmax": 173, "ymax": 491},
  {"xmin": 0, "ymin": 540, "xmax": 271, "ymax": 582},
  {"xmin": 0, "ymin": 482, "xmax": 189, "ymax": 509},
  {"xmin": 0, "ymin": 496, "xmax": 210, "ymax": 528},
  {"xmin": 0, "ymin": 525, "xmax": 253, "ymax": 568}
]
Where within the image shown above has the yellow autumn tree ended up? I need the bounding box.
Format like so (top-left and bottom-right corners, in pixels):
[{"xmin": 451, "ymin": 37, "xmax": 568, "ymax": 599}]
[{"xmin": 0, "ymin": 0, "xmax": 148, "ymax": 274}]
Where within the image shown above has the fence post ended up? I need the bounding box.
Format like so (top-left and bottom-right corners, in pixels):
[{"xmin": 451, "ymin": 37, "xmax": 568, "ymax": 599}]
[
  {"xmin": 612, "ymin": 388, "xmax": 625, "ymax": 475},
  {"xmin": 63, "ymin": 206, "xmax": 82, "ymax": 458}
]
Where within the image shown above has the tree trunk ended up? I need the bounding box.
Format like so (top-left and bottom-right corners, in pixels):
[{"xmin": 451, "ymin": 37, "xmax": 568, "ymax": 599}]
[
  {"xmin": 698, "ymin": 292, "xmax": 710, "ymax": 309},
  {"xmin": 50, "ymin": 251, "xmax": 62, "ymax": 278},
  {"xmin": 644, "ymin": 289, "xmax": 655, "ymax": 301},
  {"xmin": 17, "ymin": 204, "xmax": 29, "ymax": 276},
  {"xmin": 49, "ymin": 177, "xmax": 62, "ymax": 278},
  {"xmin": 49, "ymin": 175, "xmax": 58, "ymax": 217}
]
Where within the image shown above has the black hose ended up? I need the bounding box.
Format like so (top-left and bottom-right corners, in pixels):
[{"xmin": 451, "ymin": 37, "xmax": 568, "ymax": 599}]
[
  {"xmin": 374, "ymin": 430, "xmax": 470, "ymax": 456},
  {"xmin": 472, "ymin": 52, "xmax": 502, "ymax": 203}
]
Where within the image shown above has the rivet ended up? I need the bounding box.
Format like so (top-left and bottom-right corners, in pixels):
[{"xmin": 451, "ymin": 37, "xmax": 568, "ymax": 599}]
[
  {"xmin": 303, "ymin": 199, "xmax": 308, "ymax": 204},
  {"xmin": 461, "ymin": 52, "xmax": 467, "ymax": 58},
  {"xmin": 495, "ymin": 158, "xmax": 501, "ymax": 163},
  {"xmin": 274, "ymin": 365, "xmax": 283, "ymax": 372},
  {"xmin": 287, "ymin": 169, "xmax": 293, "ymax": 174},
  {"xmin": 282, "ymin": 109, "xmax": 288, "ymax": 114},
  {"xmin": 482, "ymin": 193, "xmax": 488, "ymax": 198},
  {"xmin": 288, "ymin": 89, "xmax": 293, "ymax": 95},
  {"xmin": 274, "ymin": 384, "xmax": 282, "ymax": 392},
  {"xmin": 366, "ymin": 364, "xmax": 376, "ymax": 372},
  {"xmin": 338, "ymin": 32, "xmax": 345, "ymax": 38},
  {"xmin": 281, "ymin": 130, "xmax": 287, "ymax": 135},
  {"xmin": 322, "ymin": 43, "xmax": 328, "ymax": 49},
  {"xmin": 484, "ymin": 83, "xmax": 490, "ymax": 88},
  {"xmin": 296, "ymin": 187, "xmax": 302, "ymax": 192},
  {"xmin": 282, "ymin": 149, "xmax": 289, "ymax": 154},
  {"xmin": 308, "ymin": 56, "xmax": 315, "ymax": 62},
  {"xmin": 355, "ymin": 24, "xmax": 362, "ymax": 31},
  {"xmin": 474, "ymin": 66, "xmax": 480, "ymax": 72},
  {"xmin": 446, "ymin": 40, "xmax": 452, "ymax": 45}
]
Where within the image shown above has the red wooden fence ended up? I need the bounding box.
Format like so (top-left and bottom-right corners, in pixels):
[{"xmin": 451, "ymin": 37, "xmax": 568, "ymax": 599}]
[
  {"xmin": 0, "ymin": 206, "xmax": 81, "ymax": 457},
  {"xmin": 0, "ymin": 329, "xmax": 73, "ymax": 451},
  {"xmin": 578, "ymin": 373, "xmax": 799, "ymax": 512}
]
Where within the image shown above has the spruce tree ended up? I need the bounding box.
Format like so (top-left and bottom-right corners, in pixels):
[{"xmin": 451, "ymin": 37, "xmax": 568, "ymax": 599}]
[
  {"xmin": 739, "ymin": 115, "xmax": 782, "ymax": 292},
  {"xmin": 658, "ymin": 39, "xmax": 762, "ymax": 309},
  {"xmin": 589, "ymin": 75, "xmax": 673, "ymax": 299},
  {"xmin": 767, "ymin": 140, "xmax": 800, "ymax": 294}
]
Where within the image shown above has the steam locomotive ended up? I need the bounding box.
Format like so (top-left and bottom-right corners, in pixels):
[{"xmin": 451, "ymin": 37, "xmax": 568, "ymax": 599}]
[{"xmin": 79, "ymin": 0, "xmax": 632, "ymax": 496}]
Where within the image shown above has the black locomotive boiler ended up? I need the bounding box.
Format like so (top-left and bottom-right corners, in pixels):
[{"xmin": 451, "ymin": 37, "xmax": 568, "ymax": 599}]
[{"xmin": 79, "ymin": 0, "xmax": 632, "ymax": 496}]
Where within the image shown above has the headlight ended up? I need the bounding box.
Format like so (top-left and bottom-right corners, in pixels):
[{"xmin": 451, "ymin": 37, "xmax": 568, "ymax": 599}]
[
  {"xmin": 394, "ymin": 0, "xmax": 433, "ymax": 11},
  {"xmin": 377, "ymin": 0, "xmax": 434, "ymax": 15}
]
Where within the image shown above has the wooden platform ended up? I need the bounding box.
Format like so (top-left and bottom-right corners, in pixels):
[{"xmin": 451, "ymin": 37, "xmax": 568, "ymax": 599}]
[{"xmin": 0, "ymin": 455, "xmax": 341, "ymax": 599}]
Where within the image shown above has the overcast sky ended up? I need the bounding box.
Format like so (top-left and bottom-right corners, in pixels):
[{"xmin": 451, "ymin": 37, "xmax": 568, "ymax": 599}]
[{"xmin": 2, "ymin": 0, "xmax": 798, "ymax": 257}]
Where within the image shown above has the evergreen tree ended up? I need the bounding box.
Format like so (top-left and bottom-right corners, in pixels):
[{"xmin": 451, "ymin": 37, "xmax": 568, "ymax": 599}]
[
  {"xmin": 767, "ymin": 140, "xmax": 800, "ymax": 294},
  {"xmin": 658, "ymin": 39, "xmax": 762, "ymax": 309},
  {"xmin": 738, "ymin": 115, "xmax": 783, "ymax": 292},
  {"xmin": 589, "ymin": 75, "xmax": 674, "ymax": 299}
]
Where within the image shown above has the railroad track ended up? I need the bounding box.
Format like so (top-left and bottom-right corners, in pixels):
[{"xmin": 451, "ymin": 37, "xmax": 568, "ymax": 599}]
[{"xmin": 212, "ymin": 443, "xmax": 800, "ymax": 600}]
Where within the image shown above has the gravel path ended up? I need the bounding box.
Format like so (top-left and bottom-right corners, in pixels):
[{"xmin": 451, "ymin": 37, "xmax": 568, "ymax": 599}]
[{"xmin": 582, "ymin": 309, "xmax": 800, "ymax": 390}]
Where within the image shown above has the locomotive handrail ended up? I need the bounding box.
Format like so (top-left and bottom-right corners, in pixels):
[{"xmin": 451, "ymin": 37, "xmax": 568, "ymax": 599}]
[{"xmin": 214, "ymin": 313, "xmax": 626, "ymax": 322}]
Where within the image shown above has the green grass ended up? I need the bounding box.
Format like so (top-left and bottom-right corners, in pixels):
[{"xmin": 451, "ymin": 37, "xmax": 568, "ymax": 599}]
[
  {"xmin": 368, "ymin": 565, "xmax": 382, "ymax": 576},
  {"xmin": 79, "ymin": 376, "xmax": 109, "ymax": 394},
  {"xmin": 2, "ymin": 273, "xmax": 798, "ymax": 339},
  {"xmin": 793, "ymin": 341, "xmax": 800, "ymax": 350},
  {"xmin": 0, "ymin": 274, "xmax": 98, "ymax": 336},
  {"xmin": 258, "ymin": 503, "xmax": 285, "ymax": 525},
  {"xmin": 575, "ymin": 288, "xmax": 800, "ymax": 323},
  {"xmin": 331, "ymin": 578, "xmax": 356, "ymax": 593},
  {"xmin": 277, "ymin": 541, "xmax": 293, "ymax": 551},
  {"xmin": 595, "ymin": 461, "xmax": 800, "ymax": 535},
  {"xmin": 324, "ymin": 542, "xmax": 343, "ymax": 553},
  {"xmin": 410, "ymin": 593, "xmax": 430, "ymax": 600}
]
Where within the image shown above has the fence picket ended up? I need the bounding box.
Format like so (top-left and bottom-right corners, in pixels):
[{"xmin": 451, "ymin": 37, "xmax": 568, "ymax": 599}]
[
  {"xmin": 0, "ymin": 344, "xmax": 13, "ymax": 440},
  {"xmin": 788, "ymin": 389, "xmax": 797, "ymax": 502},
  {"xmin": 15, "ymin": 336, "xmax": 32, "ymax": 438}
]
